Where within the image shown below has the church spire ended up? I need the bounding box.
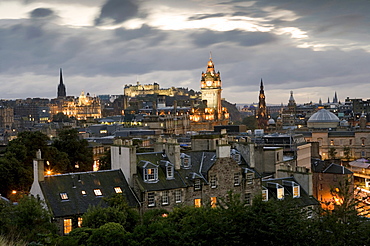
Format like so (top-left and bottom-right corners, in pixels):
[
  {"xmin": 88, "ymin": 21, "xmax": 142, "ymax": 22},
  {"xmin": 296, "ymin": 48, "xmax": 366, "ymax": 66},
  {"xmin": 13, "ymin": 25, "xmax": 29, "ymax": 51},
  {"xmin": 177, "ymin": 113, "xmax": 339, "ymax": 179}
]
[
  {"xmin": 257, "ymin": 79, "xmax": 268, "ymax": 129},
  {"xmin": 57, "ymin": 68, "xmax": 66, "ymax": 98}
]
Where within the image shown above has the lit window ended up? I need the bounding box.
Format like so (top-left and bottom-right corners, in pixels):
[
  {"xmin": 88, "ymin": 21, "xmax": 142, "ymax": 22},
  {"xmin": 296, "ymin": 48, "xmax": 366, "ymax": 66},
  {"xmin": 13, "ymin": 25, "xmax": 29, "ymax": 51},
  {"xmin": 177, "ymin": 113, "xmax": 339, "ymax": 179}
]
[
  {"xmin": 60, "ymin": 192, "xmax": 68, "ymax": 200},
  {"xmin": 210, "ymin": 197, "xmax": 217, "ymax": 208},
  {"xmin": 114, "ymin": 187, "xmax": 122, "ymax": 193},
  {"xmin": 330, "ymin": 140, "xmax": 334, "ymax": 146},
  {"xmin": 81, "ymin": 190, "xmax": 86, "ymax": 195},
  {"xmin": 78, "ymin": 217, "xmax": 83, "ymax": 228},
  {"xmin": 210, "ymin": 175, "xmax": 217, "ymax": 188},
  {"xmin": 293, "ymin": 185, "xmax": 300, "ymax": 198},
  {"xmin": 94, "ymin": 189, "xmax": 103, "ymax": 196},
  {"xmin": 262, "ymin": 188, "xmax": 268, "ymax": 202},
  {"xmin": 246, "ymin": 173, "xmax": 253, "ymax": 185},
  {"xmin": 175, "ymin": 190, "xmax": 182, "ymax": 203},
  {"xmin": 245, "ymin": 193, "xmax": 251, "ymax": 205},
  {"xmin": 277, "ymin": 187, "xmax": 284, "ymax": 200},
  {"xmin": 64, "ymin": 219, "xmax": 72, "ymax": 235},
  {"xmin": 162, "ymin": 191, "xmax": 169, "ymax": 205},
  {"xmin": 194, "ymin": 179, "xmax": 201, "ymax": 190},
  {"xmin": 234, "ymin": 173, "xmax": 240, "ymax": 186},
  {"xmin": 148, "ymin": 192, "xmax": 155, "ymax": 207},
  {"xmin": 194, "ymin": 198, "xmax": 202, "ymax": 208},
  {"xmin": 144, "ymin": 168, "xmax": 158, "ymax": 182}
]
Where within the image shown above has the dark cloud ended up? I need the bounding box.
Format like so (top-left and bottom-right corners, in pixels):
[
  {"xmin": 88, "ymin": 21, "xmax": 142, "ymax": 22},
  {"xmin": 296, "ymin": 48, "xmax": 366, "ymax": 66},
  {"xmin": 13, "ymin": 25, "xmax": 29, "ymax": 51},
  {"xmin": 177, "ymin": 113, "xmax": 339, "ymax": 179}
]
[
  {"xmin": 188, "ymin": 13, "xmax": 226, "ymax": 21},
  {"xmin": 95, "ymin": 0, "xmax": 139, "ymax": 25},
  {"xmin": 190, "ymin": 29, "xmax": 277, "ymax": 47},
  {"xmin": 29, "ymin": 8, "xmax": 54, "ymax": 18}
]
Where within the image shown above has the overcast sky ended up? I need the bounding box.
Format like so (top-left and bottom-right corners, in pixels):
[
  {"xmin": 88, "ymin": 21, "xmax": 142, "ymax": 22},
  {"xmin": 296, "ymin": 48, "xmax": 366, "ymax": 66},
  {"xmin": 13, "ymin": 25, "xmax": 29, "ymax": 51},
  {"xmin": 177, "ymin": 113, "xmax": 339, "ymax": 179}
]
[{"xmin": 1, "ymin": 0, "xmax": 370, "ymax": 105}]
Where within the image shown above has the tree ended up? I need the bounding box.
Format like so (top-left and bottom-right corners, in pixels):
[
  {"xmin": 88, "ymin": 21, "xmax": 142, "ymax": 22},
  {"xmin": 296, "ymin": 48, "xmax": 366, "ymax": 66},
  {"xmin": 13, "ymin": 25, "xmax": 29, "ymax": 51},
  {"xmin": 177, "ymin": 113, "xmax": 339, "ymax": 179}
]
[
  {"xmin": 0, "ymin": 196, "xmax": 56, "ymax": 243},
  {"xmin": 328, "ymin": 147, "xmax": 337, "ymax": 160},
  {"xmin": 343, "ymin": 146, "xmax": 351, "ymax": 161},
  {"xmin": 242, "ymin": 116, "xmax": 257, "ymax": 130},
  {"xmin": 87, "ymin": 222, "xmax": 128, "ymax": 246},
  {"xmin": 52, "ymin": 112, "xmax": 72, "ymax": 122},
  {"xmin": 52, "ymin": 129, "xmax": 93, "ymax": 172}
]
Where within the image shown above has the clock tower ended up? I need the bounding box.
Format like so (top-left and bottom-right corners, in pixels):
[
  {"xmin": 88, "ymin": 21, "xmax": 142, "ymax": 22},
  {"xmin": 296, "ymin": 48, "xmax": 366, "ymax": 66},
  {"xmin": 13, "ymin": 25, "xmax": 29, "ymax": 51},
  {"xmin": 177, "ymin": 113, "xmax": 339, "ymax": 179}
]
[{"xmin": 200, "ymin": 56, "xmax": 222, "ymax": 119}]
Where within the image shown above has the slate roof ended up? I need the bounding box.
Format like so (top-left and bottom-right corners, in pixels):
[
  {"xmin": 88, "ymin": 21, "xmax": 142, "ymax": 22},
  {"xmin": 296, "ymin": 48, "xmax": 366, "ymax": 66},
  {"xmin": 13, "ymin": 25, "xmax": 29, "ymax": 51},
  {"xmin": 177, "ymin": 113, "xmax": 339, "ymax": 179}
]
[
  {"xmin": 135, "ymin": 152, "xmax": 187, "ymax": 192},
  {"xmin": 40, "ymin": 169, "xmax": 139, "ymax": 218},
  {"xmin": 262, "ymin": 177, "xmax": 319, "ymax": 207},
  {"xmin": 312, "ymin": 159, "xmax": 352, "ymax": 174}
]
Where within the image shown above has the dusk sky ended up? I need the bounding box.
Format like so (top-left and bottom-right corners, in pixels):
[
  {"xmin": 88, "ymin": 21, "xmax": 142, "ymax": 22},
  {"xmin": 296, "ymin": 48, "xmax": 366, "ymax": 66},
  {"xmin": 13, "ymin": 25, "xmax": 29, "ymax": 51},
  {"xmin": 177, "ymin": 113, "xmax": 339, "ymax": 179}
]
[{"xmin": 1, "ymin": 0, "xmax": 370, "ymax": 105}]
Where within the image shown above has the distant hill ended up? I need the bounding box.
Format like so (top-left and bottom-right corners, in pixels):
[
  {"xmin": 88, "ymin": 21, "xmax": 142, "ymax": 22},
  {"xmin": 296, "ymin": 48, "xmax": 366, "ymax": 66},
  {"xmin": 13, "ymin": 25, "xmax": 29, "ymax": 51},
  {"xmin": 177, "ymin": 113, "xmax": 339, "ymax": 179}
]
[{"xmin": 222, "ymin": 100, "xmax": 242, "ymax": 123}]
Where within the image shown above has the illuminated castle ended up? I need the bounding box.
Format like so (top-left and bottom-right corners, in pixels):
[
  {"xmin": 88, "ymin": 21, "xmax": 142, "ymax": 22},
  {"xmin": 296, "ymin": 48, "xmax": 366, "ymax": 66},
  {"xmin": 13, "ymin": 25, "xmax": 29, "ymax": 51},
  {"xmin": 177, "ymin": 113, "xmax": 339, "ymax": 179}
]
[{"xmin": 189, "ymin": 56, "xmax": 229, "ymax": 131}]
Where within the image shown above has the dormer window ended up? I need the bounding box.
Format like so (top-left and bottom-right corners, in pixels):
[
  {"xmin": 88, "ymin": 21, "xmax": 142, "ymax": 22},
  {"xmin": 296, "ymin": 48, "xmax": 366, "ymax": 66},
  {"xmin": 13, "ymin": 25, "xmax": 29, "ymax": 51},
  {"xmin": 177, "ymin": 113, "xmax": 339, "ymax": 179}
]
[
  {"xmin": 142, "ymin": 161, "xmax": 159, "ymax": 183},
  {"xmin": 277, "ymin": 186, "xmax": 284, "ymax": 200},
  {"xmin": 262, "ymin": 187, "xmax": 268, "ymax": 201},
  {"xmin": 144, "ymin": 168, "xmax": 158, "ymax": 182},
  {"xmin": 293, "ymin": 184, "xmax": 300, "ymax": 198},
  {"xmin": 60, "ymin": 192, "xmax": 68, "ymax": 200},
  {"xmin": 181, "ymin": 153, "xmax": 191, "ymax": 168},
  {"xmin": 230, "ymin": 149, "xmax": 241, "ymax": 163},
  {"xmin": 165, "ymin": 161, "xmax": 174, "ymax": 180}
]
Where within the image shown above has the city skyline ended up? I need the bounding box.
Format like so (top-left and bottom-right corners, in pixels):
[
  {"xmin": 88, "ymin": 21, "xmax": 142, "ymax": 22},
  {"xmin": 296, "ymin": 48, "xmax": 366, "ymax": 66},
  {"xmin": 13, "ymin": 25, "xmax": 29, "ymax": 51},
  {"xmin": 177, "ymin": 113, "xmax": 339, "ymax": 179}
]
[{"xmin": 1, "ymin": 0, "xmax": 370, "ymax": 104}]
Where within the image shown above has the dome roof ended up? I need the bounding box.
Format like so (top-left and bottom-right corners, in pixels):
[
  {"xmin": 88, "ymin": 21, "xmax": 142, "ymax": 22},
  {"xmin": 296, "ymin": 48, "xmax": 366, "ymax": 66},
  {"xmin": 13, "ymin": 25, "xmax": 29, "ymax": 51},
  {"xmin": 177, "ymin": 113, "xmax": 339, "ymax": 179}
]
[
  {"xmin": 267, "ymin": 118, "xmax": 275, "ymax": 125},
  {"xmin": 308, "ymin": 109, "xmax": 339, "ymax": 123}
]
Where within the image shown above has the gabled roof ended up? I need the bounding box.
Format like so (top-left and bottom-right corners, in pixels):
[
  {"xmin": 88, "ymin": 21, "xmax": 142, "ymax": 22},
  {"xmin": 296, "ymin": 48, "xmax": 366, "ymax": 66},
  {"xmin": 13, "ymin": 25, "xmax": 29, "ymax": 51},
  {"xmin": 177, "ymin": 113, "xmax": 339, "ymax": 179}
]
[{"xmin": 40, "ymin": 169, "xmax": 139, "ymax": 218}]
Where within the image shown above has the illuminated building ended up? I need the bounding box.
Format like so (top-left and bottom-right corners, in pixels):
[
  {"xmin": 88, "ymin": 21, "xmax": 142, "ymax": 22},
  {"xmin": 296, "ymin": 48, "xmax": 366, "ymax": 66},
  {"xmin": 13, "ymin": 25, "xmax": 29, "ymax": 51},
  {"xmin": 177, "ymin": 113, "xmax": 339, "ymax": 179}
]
[
  {"xmin": 189, "ymin": 56, "xmax": 229, "ymax": 131},
  {"xmin": 256, "ymin": 79, "xmax": 268, "ymax": 129}
]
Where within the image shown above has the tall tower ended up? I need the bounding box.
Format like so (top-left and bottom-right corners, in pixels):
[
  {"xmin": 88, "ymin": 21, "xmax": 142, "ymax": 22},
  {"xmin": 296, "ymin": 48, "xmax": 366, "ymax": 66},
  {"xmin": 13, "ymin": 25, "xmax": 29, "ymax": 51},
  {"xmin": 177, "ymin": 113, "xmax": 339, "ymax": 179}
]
[
  {"xmin": 288, "ymin": 91, "xmax": 296, "ymax": 114},
  {"xmin": 200, "ymin": 54, "xmax": 222, "ymax": 119},
  {"xmin": 333, "ymin": 92, "xmax": 338, "ymax": 104},
  {"xmin": 57, "ymin": 68, "xmax": 66, "ymax": 98},
  {"xmin": 256, "ymin": 79, "xmax": 268, "ymax": 129}
]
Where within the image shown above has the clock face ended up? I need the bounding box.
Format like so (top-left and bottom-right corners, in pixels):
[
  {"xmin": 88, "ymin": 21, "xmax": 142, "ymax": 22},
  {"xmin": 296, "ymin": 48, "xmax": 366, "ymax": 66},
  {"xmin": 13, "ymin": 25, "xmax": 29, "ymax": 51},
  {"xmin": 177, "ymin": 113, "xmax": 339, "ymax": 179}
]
[{"xmin": 206, "ymin": 80, "xmax": 212, "ymax": 86}]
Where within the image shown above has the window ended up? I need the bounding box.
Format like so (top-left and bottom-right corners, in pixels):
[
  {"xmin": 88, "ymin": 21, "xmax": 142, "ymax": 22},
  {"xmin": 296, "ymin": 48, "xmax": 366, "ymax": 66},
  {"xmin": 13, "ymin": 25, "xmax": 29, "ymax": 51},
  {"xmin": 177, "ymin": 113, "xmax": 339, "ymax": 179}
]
[
  {"xmin": 246, "ymin": 173, "xmax": 253, "ymax": 185},
  {"xmin": 234, "ymin": 173, "xmax": 240, "ymax": 186},
  {"xmin": 60, "ymin": 192, "xmax": 68, "ymax": 200},
  {"xmin": 330, "ymin": 140, "xmax": 334, "ymax": 146},
  {"xmin": 245, "ymin": 193, "xmax": 251, "ymax": 205},
  {"xmin": 210, "ymin": 197, "xmax": 217, "ymax": 208},
  {"xmin": 166, "ymin": 165, "xmax": 174, "ymax": 179},
  {"xmin": 194, "ymin": 198, "xmax": 202, "ymax": 208},
  {"xmin": 293, "ymin": 185, "xmax": 300, "ymax": 198},
  {"xmin": 148, "ymin": 192, "xmax": 155, "ymax": 207},
  {"xmin": 144, "ymin": 168, "xmax": 158, "ymax": 182},
  {"xmin": 114, "ymin": 187, "xmax": 122, "ymax": 193},
  {"xmin": 210, "ymin": 175, "xmax": 217, "ymax": 188},
  {"xmin": 277, "ymin": 152, "xmax": 280, "ymax": 161},
  {"xmin": 94, "ymin": 189, "xmax": 103, "ymax": 196},
  {"xmin": 182, "ymin": 157, "xmax": 190, "ymax": 168},
  {"xmin": 175, "ymin": 190, "xmax": 182, "ymax": 203},
  {"xmin": 78, "ymin": 217, "xmax": 83, "ymax": 228},
  {"xmin": 194, "ymin": 179, "xmax": 201, "ymax": 190},
  {"xmin": 81, "ymin": 190, "xmax": 87, "ymax": 195},
  {"xmin": 277, "ymin": 187, "xmax": 284, "ymax": 200},
  {"xmin": 262, "ymin": 188, "xmax": 268, "ymax": 202},
  {"xmin": 319, "ymin": 173, "xmax": 323, "ymax": 181},
  {"xmin": 349, "ymin": 139, "xmax": 352, "ymax": 145},
  {"xmin": 64, "ymin": 219, "xmax": 72, "ymax": 235},
  {"xmin": 362, "ymin": 151, "xmax": 366, "ymax": 157},
  {"xmin": 162, "ymin": 191, "xmax": 169, "ymax": 205},
  {"xmin": 362, "ymin": 138, "xmax": 366, "ymax": 146}
]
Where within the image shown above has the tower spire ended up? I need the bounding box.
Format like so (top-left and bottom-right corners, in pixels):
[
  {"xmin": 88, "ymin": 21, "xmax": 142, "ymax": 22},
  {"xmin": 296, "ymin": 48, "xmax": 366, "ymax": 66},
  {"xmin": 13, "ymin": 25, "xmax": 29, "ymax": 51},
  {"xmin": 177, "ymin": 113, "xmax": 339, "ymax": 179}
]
[{"xmin": 57, "ymin": 68, "xmax": 66, "ymax": 98}]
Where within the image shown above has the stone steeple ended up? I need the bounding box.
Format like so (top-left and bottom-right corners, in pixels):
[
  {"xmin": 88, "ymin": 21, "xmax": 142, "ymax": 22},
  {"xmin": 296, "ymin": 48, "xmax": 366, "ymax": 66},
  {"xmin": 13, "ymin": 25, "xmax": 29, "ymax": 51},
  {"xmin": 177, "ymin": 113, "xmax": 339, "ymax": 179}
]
[
  {"xmin": 288, "ymin": 91, "xmax": 296, "ymax": 114},
  {"xmin": 57, "ymin": 68, "xmax": 66, "ymax": 98},
  {"xmin": 257, "ymin": 79, "xmax": 268, "ymax": 129},
  {"xmin": 333, "ymin": 92, "xmax": 338, "ymax": 104}
]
